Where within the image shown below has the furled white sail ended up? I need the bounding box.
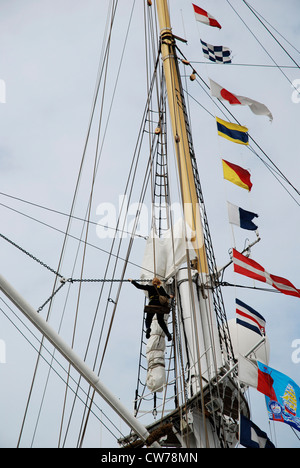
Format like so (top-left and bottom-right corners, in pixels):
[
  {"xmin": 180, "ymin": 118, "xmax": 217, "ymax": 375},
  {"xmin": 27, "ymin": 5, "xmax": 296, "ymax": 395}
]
[
  {"xmin": 140, "ymin": 218, "xmax": 196, "ymax": 282},
  {"xmin": 146, "ymin": 317, "xmax": 167, "ymax": 393}
]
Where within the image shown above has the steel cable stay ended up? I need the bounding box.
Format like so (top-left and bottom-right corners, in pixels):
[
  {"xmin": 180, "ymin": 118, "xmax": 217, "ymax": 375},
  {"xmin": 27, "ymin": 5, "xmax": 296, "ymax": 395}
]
[
  {"xmin": 175, "ymin": 45, "xmax": 300, "ymax": 205},
  {"xmin": 73, "ymin": 73, "xmax": 167, "ymax": 446},
  {"xmin": 58, "ymin": 2, "xmax": 130, "ymax": 442},
  {"xmin": 75, "ymin": 0, "xmax": 298, "ymax": 450},
  {"xmin": 182, "ymin": 40, "xmax": 296, "ymax": 440},
  {"xmin": 0, "ymin": 64, "xmax": 288, "ymax": 444},
  {"xmin": 142, "ymin": 129, "xmax": 175, "ymax": 419},
  {"xmin": 241, "ymin": 0, "xmax": 300, "ymax": 69},
  {"xmin": 0, "ymin": 196, "xmax": 156, "ymax": 274},
  {"xmin": 190, "ymin": 2, "xmax": 300, "ymax": 69},
  {"xmin": 177, "ymin": 48, "xmax": 236, "ymax": 375},
  {"xmin": 14, "ymin": 0, "xmax": 161, "ymax": 446},
  {"xmin": 52, "ymin": 0, "xmax": 152, "ymax": 446},
  {"xmin": 241, "ymin": 2, "xmax": 300, "ymax": 57},
  {"xmin": 59, "ymin": 6, "xmax": 115, "ymax": 445},
  {"xmin": 126, "ymin": 4, "xmax": 191, "ymax": 441},
  {"xmin": 75, "ymin": 104, "xmax": 166, "ymax": 448},
  {"xmin": 0, "ymin": 297, "xmax": 126, "ymax": 443},
  {"xmin": 64, "ymin": 57, "xmax": 168, "ymax": 447},
  {"xmin": 133, "ymin": 225, "xmax": 180, "ymax": 429},
  {"xmin": 73, "ymin": 3, "xmax": 186, "ymax": 443},
  {"xmin": 190, "ymin": 62, "xmax": 300, "ymax": 69},
  {"xmin": 226, "ymin": 0, "xmax": 299, "ymax": 91},
  {"xmin": 0, "ymin": 126, "xmax": 167, "ymax": 317},
  {"xmin": 10, "ymin": 31, "xmax": 296, "ymax": 334},
  {"xmin": 133, "ymin": 343, "xmax": 238, "ymax": 417},
  {"xmin": 186, "ymin": 55, "xmax": 256, "ymax": 445},
  {"xmin": 0, "ymin": 191, "xmax": 148, "ymax": 240},
  {"xmin": 135, "ymin": 25, "xmax": 233, "ymax": 446},
  {"xmin": 0, "ymin": 238, "xmax": 153, "ymax": 315},
  {"xmin": 3, "ymin": 0, "xmax": 298, "ymax": 450},
  {"xmin": 132, "ymin": 11, "xmax": 252, "ymax": 446},
  {"xmin": 133, "ymin": 11, "xmax": 194, "ymax": 439},
  {"xmin": 152, "ymin": 17, "xmax": 286, "ymax": 446},
  {"xmin": 175, "ymin": 9, "xmax": 300, "ymax": 446},
  {"xmin": 182, "ymin": 76, "xmax": 300, "ymax": 206},
  {"xmin": 168, "ymin": 64, "xmax": 211, "ymax": 448},
  {"xmin": 177, "ymin": 26, "xmax": 300, "ymax": 196},
  {"xmin": 58, "ymin": 0, "xmax": 155, "ymax": 448},
  {"xmin": 15, "ymin": 0, "xmax": 125, "ymax": 448},
  {"xmin": 165, "ymin": 110, "xmax": 203, "ymax": 439},
  {"xmin": 178, "ymin": 61, "xmax": 235, "ymax": 445}
]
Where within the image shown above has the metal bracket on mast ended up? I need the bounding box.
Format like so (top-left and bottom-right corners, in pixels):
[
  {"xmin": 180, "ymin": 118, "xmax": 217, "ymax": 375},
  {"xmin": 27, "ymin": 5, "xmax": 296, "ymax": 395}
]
[
  {"xmin": 218, "ymin": 235, "xmax": 261, "ymax": 277},
  {"xmin": 216, "ymin": 336, "xmax": 266, "ymax": 386}
]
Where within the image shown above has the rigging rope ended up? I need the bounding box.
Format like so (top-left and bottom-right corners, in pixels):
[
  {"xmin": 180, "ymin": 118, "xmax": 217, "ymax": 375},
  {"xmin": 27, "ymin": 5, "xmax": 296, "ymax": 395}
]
[
  {"xmin": 191, "ymin": 62, "xmax": 300, "ymax": 69},
  {"xmin": 8, "ymin": 90, "xmax": 179, "ymax": 443},
  {"xmin": 5, "ymin": 59, "xmax": 296, "ymax": 447},
  {"xmin": 0, "ymin": 199, "xmax": 155, "ymax": 274},
  {"xmin": 75, "ymin": 10, "xmax": 165, "ymax": 448},
  {"xmin": 176, "ymin": 46, "xmax": 300, "ymax": 206},
  {"xmin": 0, "ymin": 59, "xmax": 166, "ymax": 441},
  {"xmin": 219, "ymin": 281, "xmax": 281, "ymax": 294},
  {"xmin": 6, "ymin": 0, "xmax": 300, "ymax": 448},
  {"xmin": 242, "ymin": 0, "xmax": 300, "ymax": 69},
  {"xmin": 226, "ymin": 0, "xmax": 298, "ymax": 91},
  {"xmin": 0, "ymin": 232, "xmax": 64, "ymax": 279},
  {"xmin": 17, "ymin": 0, "xmax": 127, "ymax": 449},
  {"xmin": 0, "ymin": 297, "xmax": 125, "ymax": 443},
  {"xmin": 0, "ymin": 190, "xmax": 148, "ymax": 239}
]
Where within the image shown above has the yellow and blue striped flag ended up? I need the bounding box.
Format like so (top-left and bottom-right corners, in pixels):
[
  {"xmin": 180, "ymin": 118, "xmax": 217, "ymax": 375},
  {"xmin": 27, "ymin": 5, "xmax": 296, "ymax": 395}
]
[{"xmin": 216, "ymin": 117, "xmax": 249, "ymax": 145}]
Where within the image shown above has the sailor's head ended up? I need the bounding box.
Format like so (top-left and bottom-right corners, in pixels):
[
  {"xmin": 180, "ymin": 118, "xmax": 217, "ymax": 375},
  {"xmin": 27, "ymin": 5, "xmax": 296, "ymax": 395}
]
[{"xmin": 152, "ymin": 277, "xmax": 162, "ymax": 287}]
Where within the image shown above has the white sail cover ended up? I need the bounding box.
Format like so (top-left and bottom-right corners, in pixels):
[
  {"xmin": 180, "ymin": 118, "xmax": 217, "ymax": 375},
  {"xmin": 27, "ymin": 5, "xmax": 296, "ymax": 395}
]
[
  {"xmin": 140, "ymin": 218, "xmax": 196, "ymax": 282},
  {"xmin": 141, "ymin": 218, "xmax": 196, "ymax": 393},
  {"xmin": 146, "ymin": 317, "xmax": 167, "ymax": 393}
]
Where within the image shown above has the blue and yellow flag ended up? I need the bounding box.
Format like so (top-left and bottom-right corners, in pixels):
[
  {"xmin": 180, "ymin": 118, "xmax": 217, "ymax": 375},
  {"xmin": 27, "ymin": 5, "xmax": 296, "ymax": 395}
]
[{"xmin": 216, "ymin": 117, "xmax": 249, "ymax": 145}]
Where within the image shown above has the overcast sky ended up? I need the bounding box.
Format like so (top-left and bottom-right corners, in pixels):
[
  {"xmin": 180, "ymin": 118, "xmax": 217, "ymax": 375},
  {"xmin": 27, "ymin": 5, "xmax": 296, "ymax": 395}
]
[{"xmin": 0, "ymin": 0, "xmax": 299, "ymax": 448}]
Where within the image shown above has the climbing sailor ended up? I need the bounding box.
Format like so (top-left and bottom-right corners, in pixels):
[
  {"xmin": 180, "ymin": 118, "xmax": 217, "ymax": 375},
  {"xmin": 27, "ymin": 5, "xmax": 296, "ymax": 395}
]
[{"xmin": 129, "ymin": 277, "xmax": 173, "ymax": 341}]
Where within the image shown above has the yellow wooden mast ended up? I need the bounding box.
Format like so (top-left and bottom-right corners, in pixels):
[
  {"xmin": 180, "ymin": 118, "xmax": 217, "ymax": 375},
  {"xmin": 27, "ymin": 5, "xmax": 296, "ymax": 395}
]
[{"xmin": 155, "ymin": 0, "xmax": 208, "ymax": 274}]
